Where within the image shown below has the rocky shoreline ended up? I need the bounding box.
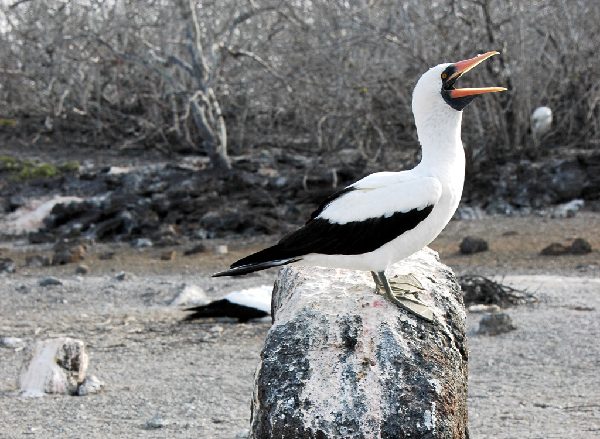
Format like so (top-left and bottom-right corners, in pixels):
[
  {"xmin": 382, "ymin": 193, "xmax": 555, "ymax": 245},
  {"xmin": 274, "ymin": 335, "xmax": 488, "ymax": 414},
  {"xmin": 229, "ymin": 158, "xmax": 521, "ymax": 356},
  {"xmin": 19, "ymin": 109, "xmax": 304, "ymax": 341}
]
[{"xmin": 1, "ymin": 150, "xmax": 599, "ymax": 249}]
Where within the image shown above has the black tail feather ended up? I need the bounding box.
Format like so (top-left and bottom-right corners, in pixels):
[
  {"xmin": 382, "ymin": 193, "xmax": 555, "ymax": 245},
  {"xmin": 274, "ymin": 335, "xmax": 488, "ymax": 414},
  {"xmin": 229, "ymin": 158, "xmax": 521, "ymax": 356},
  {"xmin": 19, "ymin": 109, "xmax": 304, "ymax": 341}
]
[
  {"xmin": 213, "ymin": 257, "xmax": 300, "ymax": 277},
  {"xmin": 213, "ymin": 242, "xmax": 301, "ymax": 277}
]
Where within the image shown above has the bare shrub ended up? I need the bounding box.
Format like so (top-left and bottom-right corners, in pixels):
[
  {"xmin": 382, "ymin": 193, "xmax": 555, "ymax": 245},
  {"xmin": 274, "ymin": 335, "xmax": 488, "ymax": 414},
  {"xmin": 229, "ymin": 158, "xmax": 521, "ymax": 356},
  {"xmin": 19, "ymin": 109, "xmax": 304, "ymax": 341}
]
[{"xmin": 0, "ymin": 0, "xmax": 598, "ymax": 172}]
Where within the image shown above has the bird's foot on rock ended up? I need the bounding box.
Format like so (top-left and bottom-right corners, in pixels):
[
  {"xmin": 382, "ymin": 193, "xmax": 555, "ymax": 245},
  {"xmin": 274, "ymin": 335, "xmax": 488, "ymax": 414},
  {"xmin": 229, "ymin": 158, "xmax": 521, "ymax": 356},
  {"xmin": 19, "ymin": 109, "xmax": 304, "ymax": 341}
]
[
  {"xmin": 389, "ymin": 274, "xmax": 426, "ymax": 301},
  {"xmin": 372, "ymin": 272, "xmax": 435, "ymax": 323}
]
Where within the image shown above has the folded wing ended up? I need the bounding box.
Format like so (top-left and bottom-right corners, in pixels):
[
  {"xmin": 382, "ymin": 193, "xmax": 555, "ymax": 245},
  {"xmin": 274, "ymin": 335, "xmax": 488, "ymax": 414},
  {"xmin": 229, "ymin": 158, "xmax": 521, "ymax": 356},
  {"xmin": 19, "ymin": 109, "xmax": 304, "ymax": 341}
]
[{"xmin": 220, "ymin": 175, "xmax": 441, "ymax": 273}]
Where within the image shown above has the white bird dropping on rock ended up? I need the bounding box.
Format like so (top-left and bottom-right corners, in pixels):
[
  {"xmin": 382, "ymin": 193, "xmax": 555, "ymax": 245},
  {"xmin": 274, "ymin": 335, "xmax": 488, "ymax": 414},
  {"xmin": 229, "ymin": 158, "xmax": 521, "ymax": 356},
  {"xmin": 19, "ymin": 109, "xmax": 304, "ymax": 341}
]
[{"xmin": 19, "ymin": 338, "xmax": 89, "ymax": 397}]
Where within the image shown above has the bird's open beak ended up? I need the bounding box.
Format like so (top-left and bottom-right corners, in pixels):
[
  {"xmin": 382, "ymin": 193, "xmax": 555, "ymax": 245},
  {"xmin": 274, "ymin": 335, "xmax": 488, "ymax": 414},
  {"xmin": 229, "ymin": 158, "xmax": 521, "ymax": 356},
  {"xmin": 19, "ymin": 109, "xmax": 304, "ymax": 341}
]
[{"xmin": 448, "ymin": 51, "xmax": 507, "ymax": 98}]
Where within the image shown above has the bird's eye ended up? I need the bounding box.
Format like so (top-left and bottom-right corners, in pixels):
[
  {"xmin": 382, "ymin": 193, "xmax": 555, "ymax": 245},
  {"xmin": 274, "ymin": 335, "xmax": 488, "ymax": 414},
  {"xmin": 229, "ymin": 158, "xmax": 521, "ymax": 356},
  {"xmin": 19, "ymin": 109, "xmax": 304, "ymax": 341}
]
[{"xmin": 441, "ymin": 72, "xmax": 448, "ymax": 80}]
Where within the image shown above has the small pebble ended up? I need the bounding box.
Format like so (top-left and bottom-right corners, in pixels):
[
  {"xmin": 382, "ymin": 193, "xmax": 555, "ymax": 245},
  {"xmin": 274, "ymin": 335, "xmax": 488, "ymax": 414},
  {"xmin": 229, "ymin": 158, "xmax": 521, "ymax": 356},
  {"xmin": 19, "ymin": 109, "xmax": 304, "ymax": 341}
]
[
  {"xmin": 76, "ymin": 264, "xmax": 90, "ymax": 275},
  {"xmin": 39, "ymin": 276, "xmax": 63, "ymax": 287},
  {"xmin": 160, "ymin": 250, "xmax": 176, "ymax": 261},
  {"xmin": 477, "ymin": 312, "xmax": 517, "ymax": 336},
  {"xmin": 170, "ymin": 284, "xmax": 208, "ymax": 307},
  {"xmin": 0, "ymin": 336, "xmax": 25, "ymax": 349},
  {"xmin": 215, "ymin": 245, "xmax": 228, "ymax": 255},
  {"xmin": 98, "ymin": 252, "xmax": 115, "ymax": 260},
  {"xmin": 144, "ymin": 415, "xmax": 168, "ymax": 429},
  {"xmin": 77, "ymin": 375, "xmax": 105, "ymax": 396},
  {"xmin": 467, "ymin": 304, "xmax": 502, "ymax": 314},
  {"xmin": 132, "ymin": 238, "xmax": 153, "ymax": 249},
  {"xmin": 459, "ymin": 236, "xmax": 489, "ymax": 255},
  {"xmin": 184, "ymin": 244, "xmax": 207, "ymax": 256},
  {"xmin": 209, "ymin": 325, "xmax": 224, "ymax": 335},
  {"xmin": 115, "ymin": 271, "xmax": 128, "ymax": 281}
]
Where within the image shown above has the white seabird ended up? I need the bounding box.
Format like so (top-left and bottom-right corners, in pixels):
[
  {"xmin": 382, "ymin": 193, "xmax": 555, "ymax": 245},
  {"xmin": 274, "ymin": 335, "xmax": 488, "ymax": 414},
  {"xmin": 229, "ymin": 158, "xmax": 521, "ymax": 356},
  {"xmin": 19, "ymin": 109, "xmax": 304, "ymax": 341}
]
[
  {"xmin": 531, "ymin": 106, "xmax": 553, "ymax": 143},
  {"xmin": 184, "ymin": 285, "xmax": 272, "ymax": 323},
  {"xmin": 214, "ymin": 51, "xmax": 506, "ymax": 322}
]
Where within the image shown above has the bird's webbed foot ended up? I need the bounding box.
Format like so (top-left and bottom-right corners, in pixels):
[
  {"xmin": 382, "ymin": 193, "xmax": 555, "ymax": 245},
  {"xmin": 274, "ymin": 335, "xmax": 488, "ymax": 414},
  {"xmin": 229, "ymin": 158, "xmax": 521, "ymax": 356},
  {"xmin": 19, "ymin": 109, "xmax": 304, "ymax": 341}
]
[{"xmin": 371, "ymin": 271, "xmax": 435, "ymax": 323}]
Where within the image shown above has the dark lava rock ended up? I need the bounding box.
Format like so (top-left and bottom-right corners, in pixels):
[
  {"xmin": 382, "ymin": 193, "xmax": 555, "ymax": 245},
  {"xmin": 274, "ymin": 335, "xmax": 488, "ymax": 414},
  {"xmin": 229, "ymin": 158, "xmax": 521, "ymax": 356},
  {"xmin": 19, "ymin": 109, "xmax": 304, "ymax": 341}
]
[
  {"xmin": 547, "ymin": 159, "xmax": 587, "ymax": 201},
  {"xmin": 477, "ymin": 312, "xmax": 517, "ymax": 336},
  {"xmin": 570, "ymin": 238, "xmax": 592, "ymax": 255},
  {"xmin": 541, "ymin": 239, "xmax": 592, "ymax": 256},
  {"xmin": 459, "ymin": 236, "xmax": 489, "ymax": 254},
  {"xmin": 0, "ymin": 258, "xmax": 16, "ymax": 273},
  {"xmin": 8, "ymin": 195, "xmax": 26, "ymax": 211},
  {"xmin": 540, "ymin": 242, "xmax": 571, "ymax": 256}
]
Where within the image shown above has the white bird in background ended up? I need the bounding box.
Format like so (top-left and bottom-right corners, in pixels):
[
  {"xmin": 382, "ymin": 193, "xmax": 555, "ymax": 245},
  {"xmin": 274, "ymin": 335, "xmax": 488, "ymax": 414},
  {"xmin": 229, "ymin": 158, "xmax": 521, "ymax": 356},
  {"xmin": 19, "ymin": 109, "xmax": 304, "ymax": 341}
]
[
  {"xmin": 531, "ymin": 106, "xmax": 553, "ymax": 144},
  {"xmin": 184, "ymin": 285, "xmax": 272, "ymax": 323},
  {"xmin": 214, "ymin": 52, "xmax": 506, "ymax": 322}
]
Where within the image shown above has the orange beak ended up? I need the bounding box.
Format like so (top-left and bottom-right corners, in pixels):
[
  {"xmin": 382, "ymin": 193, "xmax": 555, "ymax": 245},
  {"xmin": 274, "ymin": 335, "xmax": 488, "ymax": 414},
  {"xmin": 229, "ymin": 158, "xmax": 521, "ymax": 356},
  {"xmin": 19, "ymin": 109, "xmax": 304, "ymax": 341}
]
[{"xmin": 448, "ymin": 51, "xmax": 507, "ymax": 98}]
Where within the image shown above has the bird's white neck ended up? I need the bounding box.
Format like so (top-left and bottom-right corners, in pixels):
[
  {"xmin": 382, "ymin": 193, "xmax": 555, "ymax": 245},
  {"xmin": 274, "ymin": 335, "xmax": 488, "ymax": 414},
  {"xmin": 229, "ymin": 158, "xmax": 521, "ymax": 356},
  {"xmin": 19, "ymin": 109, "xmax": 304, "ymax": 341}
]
[{"xmin": 414, "ymin": 109, "xmax": 465, "ymax": 181}]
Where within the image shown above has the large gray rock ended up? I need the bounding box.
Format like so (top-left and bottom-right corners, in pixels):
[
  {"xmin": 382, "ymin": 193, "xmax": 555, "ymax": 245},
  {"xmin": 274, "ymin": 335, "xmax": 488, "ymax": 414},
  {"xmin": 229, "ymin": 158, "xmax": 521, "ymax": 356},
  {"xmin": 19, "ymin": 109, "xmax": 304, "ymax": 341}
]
[
  {"xmin": 19, "ymin": 337, "xmax": 89, "ymax": 396},
  {"xmin": 250, "ymin": 248, "xmax": 468, "ymax": 439}
]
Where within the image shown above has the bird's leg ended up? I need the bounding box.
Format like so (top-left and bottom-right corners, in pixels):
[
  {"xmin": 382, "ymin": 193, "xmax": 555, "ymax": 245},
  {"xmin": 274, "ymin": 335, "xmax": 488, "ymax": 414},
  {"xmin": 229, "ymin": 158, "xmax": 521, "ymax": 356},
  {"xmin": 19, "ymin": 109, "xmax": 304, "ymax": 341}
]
[
  {"xmin": 371, "ymin": 271, "xmax": 384, "ymax": 291},
  {"xmin": 373, "ymin": 271, "xmax": 435, "ymax": 323}
]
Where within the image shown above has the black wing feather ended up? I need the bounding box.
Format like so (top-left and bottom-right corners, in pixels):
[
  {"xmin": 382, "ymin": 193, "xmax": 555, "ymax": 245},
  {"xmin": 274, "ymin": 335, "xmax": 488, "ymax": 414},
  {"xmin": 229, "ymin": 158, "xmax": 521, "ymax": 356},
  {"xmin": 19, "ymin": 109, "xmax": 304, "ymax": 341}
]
[
  {"xmin": 229, "ymin": 205, "xmax": 434, "ymax": 269},
  {"xmin": 184, "ymin": 299, "xmax": 269, "ymax": 322}
]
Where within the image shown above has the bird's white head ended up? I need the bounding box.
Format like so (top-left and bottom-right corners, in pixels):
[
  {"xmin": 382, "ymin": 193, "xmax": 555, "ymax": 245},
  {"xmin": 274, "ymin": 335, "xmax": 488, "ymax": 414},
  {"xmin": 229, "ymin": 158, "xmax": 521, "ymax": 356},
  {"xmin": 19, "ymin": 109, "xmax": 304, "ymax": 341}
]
[
  {"xmin": 411, "ymin": 51, "xmax": 506, "ymax": 167},
  {"xmin": 412, "ymin": 51, "xmax": 506, "ymax": 127}
]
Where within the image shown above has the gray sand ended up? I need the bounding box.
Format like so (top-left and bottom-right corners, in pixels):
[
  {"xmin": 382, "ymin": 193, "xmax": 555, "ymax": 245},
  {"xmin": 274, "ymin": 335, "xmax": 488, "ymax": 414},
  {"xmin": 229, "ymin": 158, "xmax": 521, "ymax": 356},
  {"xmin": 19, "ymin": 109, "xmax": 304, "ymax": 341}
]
[{"xmin": 1, "ymin": 267, "xmax": 599, "ymax": 438}]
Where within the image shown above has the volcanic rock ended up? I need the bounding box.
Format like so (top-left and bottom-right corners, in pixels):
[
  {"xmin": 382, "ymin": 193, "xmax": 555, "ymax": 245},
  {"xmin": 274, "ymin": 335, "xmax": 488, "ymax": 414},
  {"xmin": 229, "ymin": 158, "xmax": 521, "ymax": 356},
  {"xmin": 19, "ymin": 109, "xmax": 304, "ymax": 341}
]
[
  {"xmin": 540, "ymin": 242, "xmax": 571, "ymax": 256},
  {"xmin": 477, "ymin": 312, "xmax": 517, "ymax": 336},
  {"xmin": 250, "ymin": 248, "xmax": 468, "ymax": 438},
  {"xmin": 459, "ymin": 236, "xmax": 489, "ymax": 254},
  {"xmin": 570, "ymin": 238, "xmax": 592, "ymax": 255}
]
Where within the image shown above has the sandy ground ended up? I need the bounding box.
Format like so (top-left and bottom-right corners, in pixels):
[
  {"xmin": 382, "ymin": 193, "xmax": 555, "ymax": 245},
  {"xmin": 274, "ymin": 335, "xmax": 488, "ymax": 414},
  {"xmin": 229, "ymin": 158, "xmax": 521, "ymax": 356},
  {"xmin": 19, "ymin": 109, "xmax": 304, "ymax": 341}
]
[{"xmin": 0, "ymin": 214, "xmax": 599, "ymax": 438}]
